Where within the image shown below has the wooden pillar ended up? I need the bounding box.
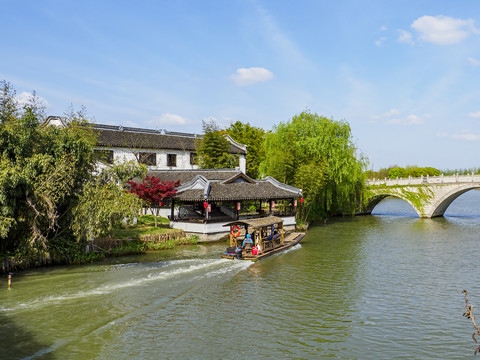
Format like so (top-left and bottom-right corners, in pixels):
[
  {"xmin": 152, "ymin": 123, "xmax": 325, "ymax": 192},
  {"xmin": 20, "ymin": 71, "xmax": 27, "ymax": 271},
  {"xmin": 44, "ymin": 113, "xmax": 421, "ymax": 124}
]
[
  {"xmin": 170, "ymin": 200, "xmax": 175, "ymax": 220},
  {"xmin": 269, "ymin": 199, "xmax": 272, "ymax": 214},
  {"xmin": 272, "ymin": 226, "xmax": 276, "ymax": 249},
  {"xmin": 281, "ymin": 222, "xmax": 284, "ymax": 245},
  {"xmin": 258, "ymin": 229, "xmax": 262, "ymax": 252}
]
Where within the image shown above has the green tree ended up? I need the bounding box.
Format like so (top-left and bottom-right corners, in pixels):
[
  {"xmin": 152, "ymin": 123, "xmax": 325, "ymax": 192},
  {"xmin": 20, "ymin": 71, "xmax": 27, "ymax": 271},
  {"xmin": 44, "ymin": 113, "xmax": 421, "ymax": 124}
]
[
  {"xmin": 196, "ymin": 119, "xmax": 237, "ymax": 169},
  {"xmin": 260, "ymin": 111, "xmax": 367, "ymax": 221},
  {"xmin": 0, "ymin": 81, "xmax": 96, "ymax": 257},
  {"xmin": 388, "ymin": 167, "xmax": 407, "ymax": 179},
  {"xmin": 387, "ymin": 166, "xmax": 441, "ymax": 179},
  {"xmin": 72, "ymin": 162, "xmax": 145, "ymax": 241},
  {"xmin": 225, "ymin": 121, "xmax": 265, "ymax": 178}
]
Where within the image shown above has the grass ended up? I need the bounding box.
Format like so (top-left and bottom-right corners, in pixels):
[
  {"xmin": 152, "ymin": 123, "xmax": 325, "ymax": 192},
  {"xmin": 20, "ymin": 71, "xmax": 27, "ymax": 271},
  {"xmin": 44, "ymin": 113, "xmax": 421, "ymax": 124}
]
[{"xmin": 110, "ymin": 215, "xmax": 175, "ymax": 239}]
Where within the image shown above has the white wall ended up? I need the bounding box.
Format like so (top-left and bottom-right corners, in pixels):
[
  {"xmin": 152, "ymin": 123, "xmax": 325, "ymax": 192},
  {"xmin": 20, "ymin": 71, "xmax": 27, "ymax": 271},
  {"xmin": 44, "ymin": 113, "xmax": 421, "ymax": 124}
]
[
  {"xmin": 239, "ymin": 154, "xmax": 246, "ymax": 174},
  {"xmin": 96, "ymin": 146, "xmax": 200, "ymax": 170},
  {"xmin": 97, "ymin": 146, "xmax": 246, "ymax": 173}
]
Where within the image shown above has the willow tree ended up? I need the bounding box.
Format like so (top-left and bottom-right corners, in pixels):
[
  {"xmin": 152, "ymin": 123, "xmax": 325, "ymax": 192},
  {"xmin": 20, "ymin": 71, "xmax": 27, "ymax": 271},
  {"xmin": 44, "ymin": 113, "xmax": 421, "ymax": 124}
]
[{"xmin": 260, "ymin": 111, "xmax": 367, "ymax": 221}]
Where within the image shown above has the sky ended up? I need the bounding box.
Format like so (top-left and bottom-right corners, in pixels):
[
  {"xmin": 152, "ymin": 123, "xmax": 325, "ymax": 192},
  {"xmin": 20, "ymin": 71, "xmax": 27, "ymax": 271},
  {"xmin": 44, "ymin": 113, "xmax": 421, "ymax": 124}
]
[{"xmin": 2, "ymin": 0, "xmax": 480, "ymax": 171}]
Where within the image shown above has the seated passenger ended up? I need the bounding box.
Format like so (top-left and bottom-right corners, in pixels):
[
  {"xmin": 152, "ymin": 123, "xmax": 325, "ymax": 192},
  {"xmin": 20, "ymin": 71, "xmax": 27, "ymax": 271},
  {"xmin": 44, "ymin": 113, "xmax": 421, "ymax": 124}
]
[{"xmin": 242, "ymin": 234, "xmax": 254, "ymax": 251}]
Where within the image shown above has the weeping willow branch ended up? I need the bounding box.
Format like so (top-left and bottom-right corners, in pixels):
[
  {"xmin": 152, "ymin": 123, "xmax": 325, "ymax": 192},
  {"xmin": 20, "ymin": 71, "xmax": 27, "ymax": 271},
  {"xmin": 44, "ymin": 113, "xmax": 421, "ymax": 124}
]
[{"xmin": 463, "ymin": 289, "xmax": 480, "ymax": 355}]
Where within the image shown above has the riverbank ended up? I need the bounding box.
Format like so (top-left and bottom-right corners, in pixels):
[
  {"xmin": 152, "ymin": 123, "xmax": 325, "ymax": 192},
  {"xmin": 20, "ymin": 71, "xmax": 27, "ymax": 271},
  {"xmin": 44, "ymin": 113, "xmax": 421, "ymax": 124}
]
[{"xmin": 1, "ymin": 215, "xmax": 199, "ymax": 273}]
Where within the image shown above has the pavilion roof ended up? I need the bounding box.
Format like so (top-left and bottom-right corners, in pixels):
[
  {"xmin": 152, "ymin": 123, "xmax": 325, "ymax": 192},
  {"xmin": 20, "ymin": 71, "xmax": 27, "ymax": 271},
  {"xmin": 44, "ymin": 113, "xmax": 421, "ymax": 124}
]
[
  {"xmin": 223, "ymin": 216, "xmax": 284, "ymax": 229},
  {"xmin": 173, "ymin": 173, "xmax": 302, "ymax": 202}
]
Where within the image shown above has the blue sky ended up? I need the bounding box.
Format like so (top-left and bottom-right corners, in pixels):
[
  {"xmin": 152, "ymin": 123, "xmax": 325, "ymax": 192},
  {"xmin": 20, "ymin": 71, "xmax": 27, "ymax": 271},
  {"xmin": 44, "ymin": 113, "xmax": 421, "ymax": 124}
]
[{"xmin": 2, "ymin": 0, "xmax": 480, "ymax": 171}]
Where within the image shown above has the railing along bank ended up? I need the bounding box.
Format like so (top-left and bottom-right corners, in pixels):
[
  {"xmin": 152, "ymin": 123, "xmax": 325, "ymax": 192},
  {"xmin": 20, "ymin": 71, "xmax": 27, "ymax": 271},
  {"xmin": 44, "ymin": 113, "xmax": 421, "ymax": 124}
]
[{"xmin": 367, "ymin": 173, "xmax": 480, "ymax": 186}]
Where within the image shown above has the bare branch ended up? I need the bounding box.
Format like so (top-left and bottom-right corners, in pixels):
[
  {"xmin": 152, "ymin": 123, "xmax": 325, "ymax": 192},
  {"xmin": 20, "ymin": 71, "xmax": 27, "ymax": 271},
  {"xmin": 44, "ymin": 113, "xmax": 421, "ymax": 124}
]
[{"xmin": 463, "ymin": 289, "xmax": 480, "ymax": 354}]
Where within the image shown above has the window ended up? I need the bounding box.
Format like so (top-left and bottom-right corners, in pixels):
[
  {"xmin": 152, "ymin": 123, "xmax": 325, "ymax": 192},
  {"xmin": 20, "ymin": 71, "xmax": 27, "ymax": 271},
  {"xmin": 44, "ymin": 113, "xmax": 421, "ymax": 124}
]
[
  {"xmin": 94, "ymin": 150, "xmax": 114, "ymax": 164},
  {"xmin": 167, "ymin": 154, "xmax": 177, "ymax": 167},
  {"xmin": 138, "ymin": 152, "xmax": 156, "ymax": 166},
  {"xmin": 190, "ymin": 152, "xmax": 197, "ymax": 165}
]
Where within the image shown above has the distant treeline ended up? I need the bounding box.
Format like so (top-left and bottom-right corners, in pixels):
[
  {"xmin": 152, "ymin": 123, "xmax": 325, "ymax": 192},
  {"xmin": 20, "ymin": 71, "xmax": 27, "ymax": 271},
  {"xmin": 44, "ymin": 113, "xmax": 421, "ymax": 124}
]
[{"xmin": 366, "ymin": 166, "xmax": 480, "ymax": 179}]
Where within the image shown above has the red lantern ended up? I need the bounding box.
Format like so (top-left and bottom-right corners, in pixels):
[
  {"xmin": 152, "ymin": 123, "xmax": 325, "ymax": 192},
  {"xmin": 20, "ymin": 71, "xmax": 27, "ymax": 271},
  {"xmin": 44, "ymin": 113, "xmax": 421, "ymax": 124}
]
[
  {"xmin": 160, "ymin": 201, "xmax": 164, "ymax": 207},
  {"xmin": 203, "ymin": 202, "xmax": 208, "ymax": 208},
  {"xmin": 300, "ymin": 198, "xmax": 304, "ymax": 203},
  {"xmin": 236, "ymin": 202, "xmax": 241, "ymax": 210}
]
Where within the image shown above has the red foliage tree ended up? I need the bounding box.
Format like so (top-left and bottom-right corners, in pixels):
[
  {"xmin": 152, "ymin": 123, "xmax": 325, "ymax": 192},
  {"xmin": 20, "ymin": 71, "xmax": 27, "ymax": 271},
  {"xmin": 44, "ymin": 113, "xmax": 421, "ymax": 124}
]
[{"xmin": 127, "ymin": 176, "xmax": 180, "ymax": 227}]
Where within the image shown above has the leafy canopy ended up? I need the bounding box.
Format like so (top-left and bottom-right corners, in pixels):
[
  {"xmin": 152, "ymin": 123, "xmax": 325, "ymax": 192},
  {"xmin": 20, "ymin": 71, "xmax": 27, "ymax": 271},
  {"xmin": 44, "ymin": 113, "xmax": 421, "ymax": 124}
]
[
  {"xmin": 127, "ymin": 176, "xmax": 180, "ymax": 227},
  {"xmin": 72, "ymin": 161, "xmax": 146, "ymax": 241},
  {"xmin": 0, "ymin": 80, "xmax": 97, "ymax": 254},
  {"xmin": 196, "ymin": 119, "xmax": 237, "ymax": 169},
  {"xmin": 225, "ymin": 121, "xmax": 265, "ymax": 179},
  {"xmin": 260, "ymin": 111, "xmax": 367, "ymax": 221}
]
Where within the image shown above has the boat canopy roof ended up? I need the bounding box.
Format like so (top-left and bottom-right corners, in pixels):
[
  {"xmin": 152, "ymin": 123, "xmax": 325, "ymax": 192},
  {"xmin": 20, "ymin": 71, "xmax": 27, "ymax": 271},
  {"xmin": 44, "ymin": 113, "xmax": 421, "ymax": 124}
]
[{"xmin": 223, "ymin": 216, "xmax": 284, "ymax": 229}]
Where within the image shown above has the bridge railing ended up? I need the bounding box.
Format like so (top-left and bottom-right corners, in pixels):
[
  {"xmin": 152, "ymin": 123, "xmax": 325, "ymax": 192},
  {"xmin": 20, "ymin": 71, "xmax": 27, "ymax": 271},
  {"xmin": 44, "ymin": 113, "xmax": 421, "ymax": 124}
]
[{"xmin": 366, "ymin": 173, "xmax": 480, "ymax": 186}]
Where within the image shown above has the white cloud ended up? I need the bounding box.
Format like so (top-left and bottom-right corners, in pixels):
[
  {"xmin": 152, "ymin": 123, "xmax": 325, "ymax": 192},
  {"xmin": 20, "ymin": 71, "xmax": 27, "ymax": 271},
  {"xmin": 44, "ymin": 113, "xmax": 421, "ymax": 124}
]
[
  {"xmin": 398, "ymin": 30, "xmax": 414, "ymax": 44},
  {"xmin": 467, "ymin": 57, "xmax": 480, "ymax": 67},
  {"xmin": 380, "ymin": 26, "xmax": 388, "ymax": 31},
  {"xmin": 255, "ymin": 6, "xmax": 308, "ymax": 67},
  {"xmin": 411, "ymin": 15, "xmax": 479, "ymax": 45},
  {"xmin": 230, "ymin": 67, "xmax": 274, "ymax": 86},
  {"xmin": 16, "ymin": 91, "xmax": 49, "ymax": 108},
  {"xmin": 383, "ymin": 108, "xmax": 401, "ymax": 116},
  {"xmin": 372, "ymin": 108, "xmax": 401, "ymax": 119},
  {"xmin": 386, "ymin": 115, "xmax": 425, "ymax": 126},
  {"xmin": 437, "ymin": 131, "xmax": 480, "ymax": 141},
  {"xmin": 158, "ymin": 113, "xmax": 188, "ymax": 125},
  {"xmin": 468, "ymin": 111, "xmax": 480, "ymax": 118},
  {"xmin": 375, "ymin": 37, "xmax": 387, "ymax": 47}
]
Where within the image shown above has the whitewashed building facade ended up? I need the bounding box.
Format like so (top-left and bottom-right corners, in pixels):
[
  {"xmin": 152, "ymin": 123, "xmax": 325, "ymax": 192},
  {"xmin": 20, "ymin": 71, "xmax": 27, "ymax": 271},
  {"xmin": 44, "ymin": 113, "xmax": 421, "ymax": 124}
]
[{"xmin": 45, "ymin": 116, "xmax": 247, "ymax": 173}]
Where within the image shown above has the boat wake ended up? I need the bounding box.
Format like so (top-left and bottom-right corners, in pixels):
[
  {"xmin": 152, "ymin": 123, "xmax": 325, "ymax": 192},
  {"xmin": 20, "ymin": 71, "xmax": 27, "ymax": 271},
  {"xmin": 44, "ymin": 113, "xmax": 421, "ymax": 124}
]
[
  {"xmin": 282, "ymin": 243, "xmax": 302, "ymax": 254},
  {"xmin": 0, "ymin": 258, "xmax": 251, "ymax": 313}
]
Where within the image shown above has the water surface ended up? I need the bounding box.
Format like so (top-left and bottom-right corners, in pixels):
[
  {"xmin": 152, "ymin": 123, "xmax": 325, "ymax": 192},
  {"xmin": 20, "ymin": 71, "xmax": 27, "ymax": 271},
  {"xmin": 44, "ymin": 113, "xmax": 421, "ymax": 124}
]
[{"xmin": 2, "ymin": 191, "xmax": 480, "ymax": 359}]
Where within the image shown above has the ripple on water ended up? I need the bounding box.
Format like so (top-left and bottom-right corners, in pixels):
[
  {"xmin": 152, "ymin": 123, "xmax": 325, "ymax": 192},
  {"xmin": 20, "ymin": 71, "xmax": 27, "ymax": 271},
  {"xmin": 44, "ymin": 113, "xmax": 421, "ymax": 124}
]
[{"xmin": 3, "ymin": 195, "xmax": 480, "ymax": 359}]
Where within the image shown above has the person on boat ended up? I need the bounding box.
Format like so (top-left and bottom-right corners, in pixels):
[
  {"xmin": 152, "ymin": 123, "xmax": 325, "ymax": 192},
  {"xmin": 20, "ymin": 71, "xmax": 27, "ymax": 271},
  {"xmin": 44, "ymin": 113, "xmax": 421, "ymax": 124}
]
[{"xmin": 242, "ymin": 234, "xmax": 254, "ymax": 251}]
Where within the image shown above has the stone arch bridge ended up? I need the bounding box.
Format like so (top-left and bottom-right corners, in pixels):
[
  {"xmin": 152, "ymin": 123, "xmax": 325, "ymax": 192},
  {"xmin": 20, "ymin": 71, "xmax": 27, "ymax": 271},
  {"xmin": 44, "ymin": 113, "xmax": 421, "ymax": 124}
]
[{"xmin": 363, "ymin": 174, "xmax": 480, "ymax": 218}]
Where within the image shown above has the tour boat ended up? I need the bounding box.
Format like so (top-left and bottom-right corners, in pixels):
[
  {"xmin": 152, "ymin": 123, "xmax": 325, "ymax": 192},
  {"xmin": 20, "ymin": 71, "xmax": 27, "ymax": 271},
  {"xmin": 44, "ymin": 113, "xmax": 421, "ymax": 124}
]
[{"xmin": 221, "ymin": 216, "xmax": 306, "ymax": 261}]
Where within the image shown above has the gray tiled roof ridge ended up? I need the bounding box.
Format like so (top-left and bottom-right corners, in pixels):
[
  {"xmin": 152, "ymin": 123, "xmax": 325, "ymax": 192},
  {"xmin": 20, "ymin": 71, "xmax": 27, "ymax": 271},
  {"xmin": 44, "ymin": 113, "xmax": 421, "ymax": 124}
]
[
  {"xmin": 91, "ymin": 123, "xmax": 198, "ymax": 138},
  {"xmin": 259, "ymin": 176, "xmax": 303, "ymax": 194}
]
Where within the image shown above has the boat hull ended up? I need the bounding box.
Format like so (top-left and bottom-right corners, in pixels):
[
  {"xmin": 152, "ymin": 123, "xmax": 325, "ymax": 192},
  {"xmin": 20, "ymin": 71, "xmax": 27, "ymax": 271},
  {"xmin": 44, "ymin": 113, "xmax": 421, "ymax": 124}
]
[{"xmin": 221, "ymin": 232, "xmax": 306, "ymax": 261}]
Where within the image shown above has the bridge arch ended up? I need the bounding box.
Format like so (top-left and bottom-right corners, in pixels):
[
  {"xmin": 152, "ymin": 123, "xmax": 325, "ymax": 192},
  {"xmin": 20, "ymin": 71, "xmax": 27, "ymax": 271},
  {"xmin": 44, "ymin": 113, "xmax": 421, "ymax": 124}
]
[
  {"xmin": 363, "ymin": 194, "xmax": 423, "ymax": 217},
  {"xmin": 428, "ymin": 184, "xmax": 480, "ymax": 217}
]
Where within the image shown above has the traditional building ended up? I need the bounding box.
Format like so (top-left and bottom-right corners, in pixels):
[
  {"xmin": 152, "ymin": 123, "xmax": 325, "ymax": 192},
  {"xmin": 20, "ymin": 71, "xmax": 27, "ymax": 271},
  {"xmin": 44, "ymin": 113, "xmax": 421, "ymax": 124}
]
[
  {"xmin": 149, "ymin": 170, "xmax": 302, "ymax": 241},
  {"xmin": 45, "ymin": 116, "xmax": 302, "ymax": 241},
  {"xmin": 45, "ymin": 117, "xmax": 247, "ymax": 173}
]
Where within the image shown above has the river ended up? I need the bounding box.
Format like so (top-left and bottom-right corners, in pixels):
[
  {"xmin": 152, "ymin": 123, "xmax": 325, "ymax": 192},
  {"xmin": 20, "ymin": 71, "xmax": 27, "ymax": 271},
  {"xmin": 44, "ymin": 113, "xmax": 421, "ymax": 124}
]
[{"xmin": 2, "ymin": 191, "xmax": 480, "ymax": 359}]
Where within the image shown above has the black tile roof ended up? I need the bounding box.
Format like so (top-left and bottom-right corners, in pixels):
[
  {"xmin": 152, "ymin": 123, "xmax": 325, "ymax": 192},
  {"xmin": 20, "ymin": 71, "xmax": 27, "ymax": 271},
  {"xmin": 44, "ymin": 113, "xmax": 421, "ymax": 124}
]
[
  {"xmin": 173, "ymin": 173, "xmax": 302, "ymax": 202},
  {"xmin": 93, "ymin": 125, "xmax": 246, "ymax": 154}
]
